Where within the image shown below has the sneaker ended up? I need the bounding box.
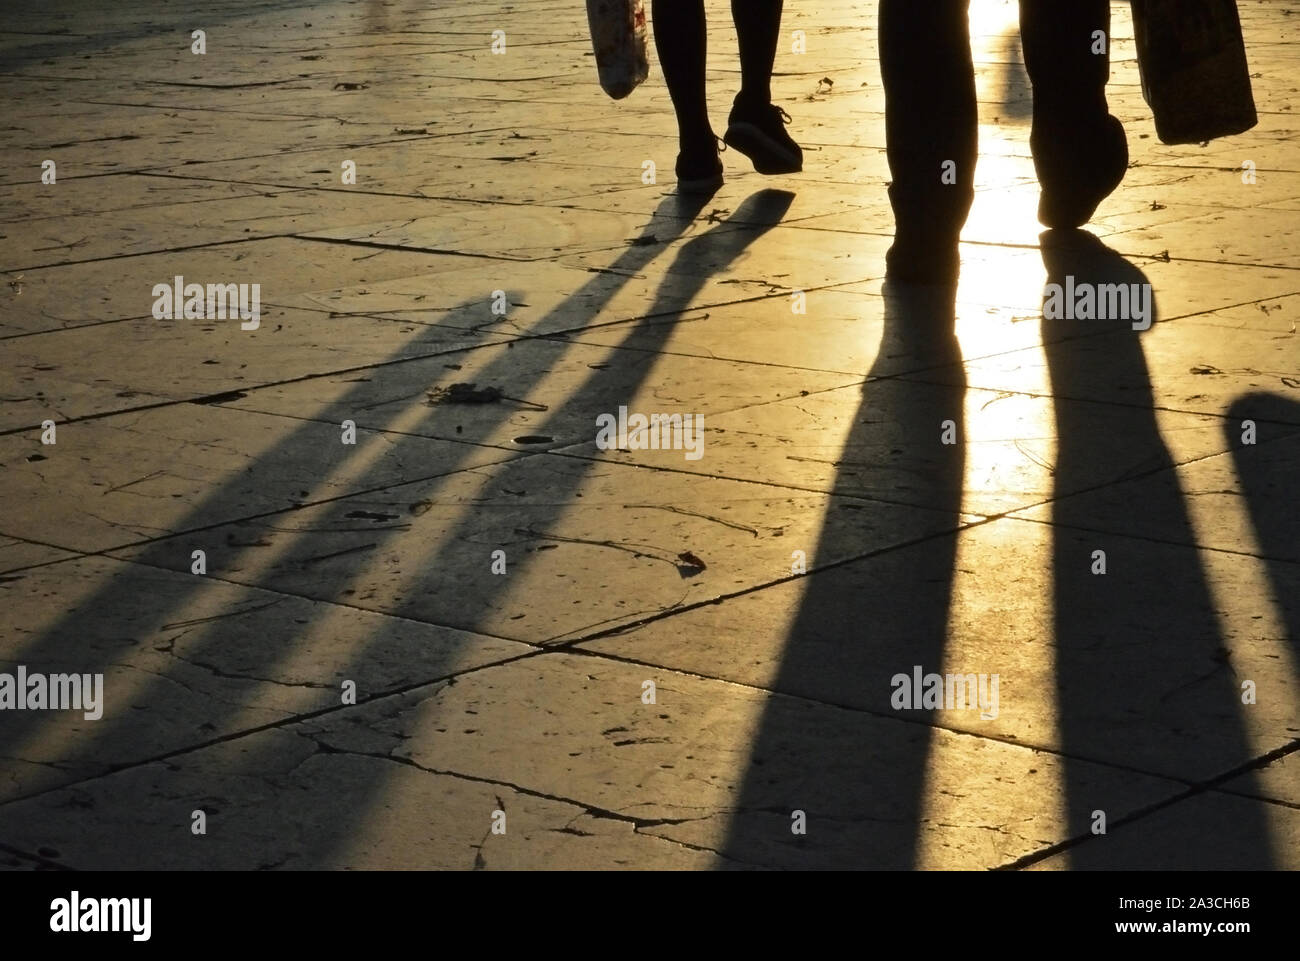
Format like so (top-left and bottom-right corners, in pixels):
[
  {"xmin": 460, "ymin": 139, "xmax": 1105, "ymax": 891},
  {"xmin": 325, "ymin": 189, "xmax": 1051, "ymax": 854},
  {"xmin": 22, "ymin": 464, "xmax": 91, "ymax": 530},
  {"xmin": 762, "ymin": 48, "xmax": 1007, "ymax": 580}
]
[
  {"xmin": 676, "ymin": 139, "xmax": 724, "ymax": 195},
  {"xmin": 1034, "ymin": 115, "xmax": 1128, "ymax": 229},
  {"xmin": 723, "ymin": 96, "xmax": 802, "ymax": 175}
]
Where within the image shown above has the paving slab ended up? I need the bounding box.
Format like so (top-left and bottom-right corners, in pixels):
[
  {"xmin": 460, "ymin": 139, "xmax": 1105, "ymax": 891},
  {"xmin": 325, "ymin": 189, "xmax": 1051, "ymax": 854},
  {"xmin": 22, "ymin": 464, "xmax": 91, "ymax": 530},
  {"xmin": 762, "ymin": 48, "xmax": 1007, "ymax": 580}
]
[
  {"xmin": 4, "ymin": 189, "xmax": 486, "ymax": 268},
  {"xmin": 0, "ymin": 537, "xmax": 78, "ymax": 576},
  {"xmin": 270, "ymin": 200, "xmax": 836, "ymax": 339},
  {"xmin": 1, "ymin": 236, "xmax": 456, "ymax": 337},
  {"xmin": 0, "ymin": 402, "xmax": 516, "ymax": 553},
  {"xmin": 1221, "ymin": 752, "xmax": 1300, "ymax": 807},
  {"xmin": 579, "ymin": 516, "xmax": 1297, "ymax": 785},
  {"xmin": 1013, "ymin": 422, "xmax": 1300, "ymax": 563},
  {"xmin": 144, "ymin": 139, "xmax": 659, "ymax": 206},
  {"xmin": 109, "ymin": 451, "xmax": 970, "ymax": 645},
  {"xmin": 299, "ymin": 199, "xmax": 742, "ymax": 263},
  {"xmin": 0, "ymin": 651, "xmax": 1185, "ymax": 869},
  {"xmin": 0, "ymin": 0, "xmax": 1296, "ymax": 872},
  {"xmin": 218, "ymin": 334, "xmax": 858, "ymax": 453},
  {"xmin": 1028, "ymin": 791, "xmax": 1299, "ymax": 870},
  {"xmin": 0, "ymin": 724, "xmax": 717, "ymax": 870},
  {"xmin": 577, "ymin": 372, "xmax": 1237, "ymax": 517},
  {"xmin": 844, "ymin": 248, "xmax": 1300, "ymax": 325},
  {"xmin": 1, "ymin": 305, "xmax": 505, "ymax": 430},
  {"xmin": 0, "ymin": 174, "xmax": 273, "ymax": 225},
  {"xmin": 0, "ymin": 554, "xmax": 533, "ymax": 802},
  {"xmin": 908, "ymin": 293, "xmax": 1300, "ymax": 421},
  {"xmin": 7, "ymin": 103, "xmax": 419, "ymax": 182}
]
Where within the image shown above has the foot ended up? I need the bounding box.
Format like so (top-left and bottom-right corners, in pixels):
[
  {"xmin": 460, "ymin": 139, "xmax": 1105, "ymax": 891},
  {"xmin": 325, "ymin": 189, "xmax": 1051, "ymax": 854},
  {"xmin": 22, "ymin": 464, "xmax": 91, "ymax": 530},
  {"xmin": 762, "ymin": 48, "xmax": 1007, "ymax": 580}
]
[
  {"xmin": 675, "ymin": 139, "xmax": 723, "ymax": 195},
  {"xmin": 1034, "ymin": 115, "xmax": 1128, "ymax": 229},
  {"xmin": 884, "ymin": 181, "xmax": 965, "ymax": 285},
  {"xmin": 885, "ymin": 231, "xmax": 961, "ymax": 287},
  {"xmin": 723, "ymin": 95, "xmax": 802, "ymax": 175}
]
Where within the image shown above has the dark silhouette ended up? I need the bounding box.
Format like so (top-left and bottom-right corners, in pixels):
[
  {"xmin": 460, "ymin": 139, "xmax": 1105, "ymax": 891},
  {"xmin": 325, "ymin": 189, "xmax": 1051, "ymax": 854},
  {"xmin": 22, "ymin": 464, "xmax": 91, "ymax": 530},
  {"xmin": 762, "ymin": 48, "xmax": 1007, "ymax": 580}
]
[
  {"xmin": 719, "ymin": 280, "xmax": 967, "ymax": 867},
  {"xmin": 881, "ymin": 0, "xmax": 1128, "ymax": 283},
  {"xmin": 0, "ymin": 190, "xmax": 798, "ymax": 868},
  {"xmin": 651, "ymin": 0, "xmax": 802, "ymax": 194},
  {"xmin": 1038, "ymin": 231, "xmax": 1274, "ymax": 867},
  {"xmin": 718, "ymin": 232, "xmax": 1282, "ymax": 868}
]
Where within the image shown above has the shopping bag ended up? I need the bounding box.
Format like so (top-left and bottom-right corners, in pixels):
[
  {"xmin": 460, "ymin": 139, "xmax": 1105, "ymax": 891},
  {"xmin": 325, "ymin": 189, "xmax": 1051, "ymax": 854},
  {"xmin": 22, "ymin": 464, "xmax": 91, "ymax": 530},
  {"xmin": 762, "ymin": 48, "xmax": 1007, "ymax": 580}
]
[
  {"xmin": 1131, "ymin": 0, "xmax": 1257, "ymax": 144},
  {"xmin": 586, "ymin": 0, "xmax": 649, "ymax": 100}
]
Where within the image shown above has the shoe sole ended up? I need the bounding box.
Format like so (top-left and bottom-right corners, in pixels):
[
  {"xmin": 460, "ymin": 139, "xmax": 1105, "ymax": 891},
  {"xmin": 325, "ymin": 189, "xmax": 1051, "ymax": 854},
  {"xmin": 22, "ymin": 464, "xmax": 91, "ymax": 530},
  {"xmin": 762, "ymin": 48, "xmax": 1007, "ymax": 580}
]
[
  {"xmin": 676, "ymin": 171, "xmax": 723, "ymax": 195},
  {"xmin": 723, "ymin": 122, "xmax": 801, "ymax": 175},
  {"xmin": 1037, "ymin": 166, "xmax": 1125, "ymax": 228},
  {"xmin": 1036, "ymin": 120, "xmax": 1128, "ymax": 228}
]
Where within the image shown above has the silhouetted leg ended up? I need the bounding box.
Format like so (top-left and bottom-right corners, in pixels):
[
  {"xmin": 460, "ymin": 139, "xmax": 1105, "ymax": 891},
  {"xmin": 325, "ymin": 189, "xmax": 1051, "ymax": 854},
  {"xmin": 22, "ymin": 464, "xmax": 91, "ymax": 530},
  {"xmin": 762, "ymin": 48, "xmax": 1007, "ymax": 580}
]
[
  {"xmin": 732, "ymin": 0, "xmax": 782, "ymax": 105},
  {"xmin": 879, "ymin": 0, "xmax": 976, "ymax": 282},
  {"xmin": 724, "ymin": 0, "xmax": 802, "ymax": 173},
  {"xmin": 1019, "ymin": 0, "xmax": 1127, "ymax": 227},
  {"xmin": 652, "ymin": 0, "xmax": 723, "ymax": 192},
  {"xmin": 652, "ymin": 0, "xmax": 713, "ymax": 147}
]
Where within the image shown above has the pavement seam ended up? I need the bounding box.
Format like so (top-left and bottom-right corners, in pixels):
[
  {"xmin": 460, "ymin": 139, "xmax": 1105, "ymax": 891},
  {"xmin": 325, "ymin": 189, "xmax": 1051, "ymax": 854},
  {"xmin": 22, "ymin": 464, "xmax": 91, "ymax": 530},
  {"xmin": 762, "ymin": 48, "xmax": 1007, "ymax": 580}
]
[{"xmin": 992, "ymin": 737, "xmax": 1300, "ymax": 870}]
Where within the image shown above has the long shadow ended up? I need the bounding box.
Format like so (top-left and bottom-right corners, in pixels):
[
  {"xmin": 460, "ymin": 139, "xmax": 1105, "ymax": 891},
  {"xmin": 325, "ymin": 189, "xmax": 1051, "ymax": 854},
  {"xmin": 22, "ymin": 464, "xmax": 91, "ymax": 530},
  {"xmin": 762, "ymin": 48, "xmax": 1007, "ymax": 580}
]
[
  {"xmin": 719, "ymin": 278, "xmax": 967, "ymax": 868},
  {"xmin": 716, "ymin": 232, "xmax": 1284, "ymax": 869},
  {"xmin": 0, "ymin": 191, "xmax": 804, "ymax": 869},
  {"xmin": 1228, "ymin": 392, "xmax": 1300, "ymax": 674},
  {"xmin": 0, "ymin": 192, "xmax": 708, "ymax": 799},
  {"xmin": 1040, "ymin": 231, "xmax": 1274, "ymax": 867},
  {"xmin": 223, "ymin": 189, "xmax": 798, "ymax": 866}
]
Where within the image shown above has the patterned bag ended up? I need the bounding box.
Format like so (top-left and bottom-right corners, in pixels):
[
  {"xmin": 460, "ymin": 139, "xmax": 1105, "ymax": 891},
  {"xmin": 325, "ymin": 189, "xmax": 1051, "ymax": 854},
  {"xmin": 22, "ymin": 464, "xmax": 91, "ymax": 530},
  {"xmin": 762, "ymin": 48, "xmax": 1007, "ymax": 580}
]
[{"xmin": 586, "ymin": 0, "xmax": 649, "ymax": 100}]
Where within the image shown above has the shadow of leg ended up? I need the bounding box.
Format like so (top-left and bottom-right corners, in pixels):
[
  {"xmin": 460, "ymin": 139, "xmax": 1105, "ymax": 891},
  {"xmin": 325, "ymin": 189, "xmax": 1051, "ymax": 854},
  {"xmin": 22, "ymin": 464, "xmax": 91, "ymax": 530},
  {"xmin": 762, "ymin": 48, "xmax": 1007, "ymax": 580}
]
[
  {"xmin": 719, "ymin": 281, "xmax": 966, "ymax": 867},
  {"xmin": 1040, "ymin": 231, "xmax": 1274, "ymax": 867}
]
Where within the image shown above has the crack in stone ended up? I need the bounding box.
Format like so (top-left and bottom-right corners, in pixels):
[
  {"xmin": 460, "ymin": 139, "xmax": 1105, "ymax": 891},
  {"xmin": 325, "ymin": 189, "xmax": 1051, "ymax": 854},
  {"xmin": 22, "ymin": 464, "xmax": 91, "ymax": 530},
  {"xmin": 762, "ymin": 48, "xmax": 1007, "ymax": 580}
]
[{"xmin": 291, "ymin": 734, "xmax": 752, "ymax": 861}]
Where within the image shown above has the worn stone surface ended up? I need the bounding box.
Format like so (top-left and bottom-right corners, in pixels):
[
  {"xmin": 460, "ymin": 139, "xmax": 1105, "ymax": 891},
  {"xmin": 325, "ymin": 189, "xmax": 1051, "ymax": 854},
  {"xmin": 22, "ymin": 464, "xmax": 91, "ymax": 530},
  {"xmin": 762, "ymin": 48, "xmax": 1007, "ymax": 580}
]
[
  {"xmin": 0, "ymin": 653, "xmax": 1181, "ymax": 869},
  {"xmin": 109, "ymin": 452, "xmax": 970, "ymax": 644},
  {"xmin": 0, "ymin": 402, "xmax": 518, "ymax": 552},
  {"xmin": 0, "ymin": 554, "xmax": 533, "ymax": 800},
  {"xmin": 0, "ymin": 0, "xmax": 1295, "ymax": 870}
]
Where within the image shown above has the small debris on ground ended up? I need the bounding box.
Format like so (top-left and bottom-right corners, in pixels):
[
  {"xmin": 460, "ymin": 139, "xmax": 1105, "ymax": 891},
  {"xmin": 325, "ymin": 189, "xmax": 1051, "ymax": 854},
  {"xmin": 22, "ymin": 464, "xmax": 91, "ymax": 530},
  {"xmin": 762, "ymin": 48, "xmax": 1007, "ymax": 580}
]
[
  {"xmin": 428, "ymin": 382, "xmax": 503, "ymax": 404},
  {"xmin": 677, "ymin": 550, "xmax": 707, "ymax": 571},
  {"xmin": 427, "ymin": 382, "xmax": 549, "ymax": 410}
]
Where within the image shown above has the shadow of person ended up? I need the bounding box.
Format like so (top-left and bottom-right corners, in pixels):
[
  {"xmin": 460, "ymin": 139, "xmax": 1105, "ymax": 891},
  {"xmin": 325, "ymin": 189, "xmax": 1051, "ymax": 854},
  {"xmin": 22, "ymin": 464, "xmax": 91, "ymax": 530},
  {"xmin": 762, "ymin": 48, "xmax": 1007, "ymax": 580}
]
[
  {"xmin": 0, "ymin": 188, "xmax": 801, "ymax": 869},
  {"xmin": 1039, "ymin": 230, "xmax": 1275, "ymax": 867},
  {"xmin": 1227, "ymin": 392, "xmax": 1300, "ymax": 673},
  {"xmin": 719, "ymin": 276, "xmax": 967, "ymax": 868},
  {"xmin": 0, "ymin": 191, "xmax": 719, "ymax": 809}
]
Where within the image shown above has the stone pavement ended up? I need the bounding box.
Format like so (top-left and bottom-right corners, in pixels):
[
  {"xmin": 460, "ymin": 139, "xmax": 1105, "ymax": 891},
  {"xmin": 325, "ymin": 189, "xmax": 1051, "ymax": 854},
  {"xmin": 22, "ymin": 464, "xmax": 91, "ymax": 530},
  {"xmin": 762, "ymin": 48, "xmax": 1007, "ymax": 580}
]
[{"xmin": 0, "ymin": 0, "xmax": 1296, "ymax": 870}]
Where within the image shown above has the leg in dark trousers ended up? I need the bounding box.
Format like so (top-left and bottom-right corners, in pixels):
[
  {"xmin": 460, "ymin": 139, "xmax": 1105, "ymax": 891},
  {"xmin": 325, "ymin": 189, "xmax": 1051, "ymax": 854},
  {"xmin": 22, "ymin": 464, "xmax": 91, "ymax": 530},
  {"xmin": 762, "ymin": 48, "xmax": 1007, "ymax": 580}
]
[
  {"xmin": 1019, "ymin": 0, "xmax": 1128, "ymax": 227},
  {"xmin": 879, "ymin": 0, "xmax": 977, "ymax": 282}
]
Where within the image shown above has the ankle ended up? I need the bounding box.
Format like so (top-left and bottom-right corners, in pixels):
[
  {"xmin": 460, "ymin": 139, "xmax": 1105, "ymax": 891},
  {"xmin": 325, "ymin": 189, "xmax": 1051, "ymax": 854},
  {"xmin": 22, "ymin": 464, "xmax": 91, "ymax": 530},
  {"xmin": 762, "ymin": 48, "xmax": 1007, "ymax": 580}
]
[
  {"xmin": 678, "ymin": 125, "xmax": 716, "ymax": 152},
  {"xmin": 734, "ymin": 88, "xmax": 772, "ymax": 112}
]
